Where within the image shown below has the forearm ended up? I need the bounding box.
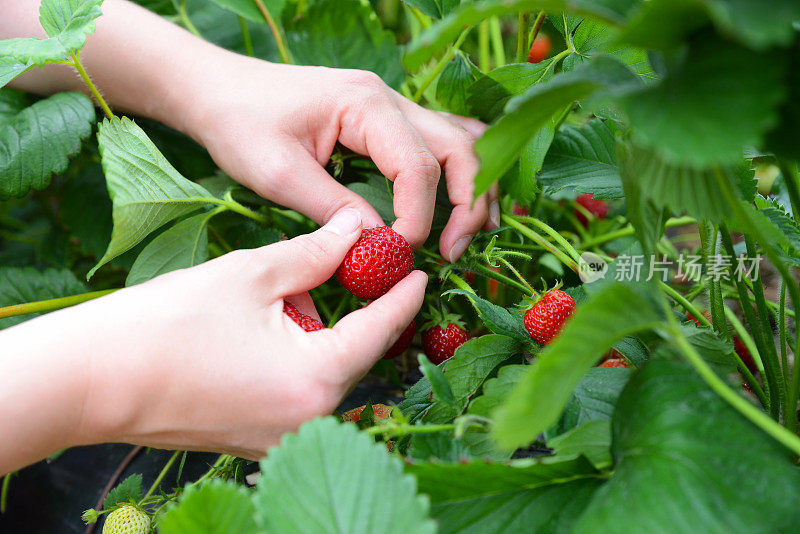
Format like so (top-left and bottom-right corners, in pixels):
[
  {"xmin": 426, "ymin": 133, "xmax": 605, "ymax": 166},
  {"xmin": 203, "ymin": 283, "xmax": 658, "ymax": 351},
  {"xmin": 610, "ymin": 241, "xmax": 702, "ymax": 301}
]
[
  {"xmin": 1, "ymin": 0, "xmax": 223, "ymax": 134},
  {"xmin": 0, "ymin": 312, "xmax": 93, "ymax": 474}
]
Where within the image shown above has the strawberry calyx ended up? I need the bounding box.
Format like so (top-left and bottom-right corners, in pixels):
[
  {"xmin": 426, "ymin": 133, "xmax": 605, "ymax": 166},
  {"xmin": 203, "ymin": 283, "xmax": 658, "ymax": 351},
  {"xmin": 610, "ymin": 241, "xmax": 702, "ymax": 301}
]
[{"xmin": 420, "ymin": 308, "xmax": 465, "ymax": 332}]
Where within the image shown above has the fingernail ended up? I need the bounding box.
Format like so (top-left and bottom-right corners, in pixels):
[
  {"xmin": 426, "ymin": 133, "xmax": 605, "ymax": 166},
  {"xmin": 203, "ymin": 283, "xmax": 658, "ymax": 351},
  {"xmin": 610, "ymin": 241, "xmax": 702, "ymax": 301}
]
[
  {"xmin": 448, "ymin": 235, "xmax": 473, "ymax": 263},
  {"xmin": 324, "ymin": 208, "xmax": 362, "ymax": 236},
  {"xmin": 489, "ymin": 201, "xmax": 500, "ymax": 228}
]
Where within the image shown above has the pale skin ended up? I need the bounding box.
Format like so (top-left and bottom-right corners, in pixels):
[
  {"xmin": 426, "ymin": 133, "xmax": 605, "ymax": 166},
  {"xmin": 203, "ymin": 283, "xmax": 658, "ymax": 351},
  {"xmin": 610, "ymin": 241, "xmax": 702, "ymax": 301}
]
[{"xmin": 0, "ymin": 0, "xmax": 496, "ymax": 474}]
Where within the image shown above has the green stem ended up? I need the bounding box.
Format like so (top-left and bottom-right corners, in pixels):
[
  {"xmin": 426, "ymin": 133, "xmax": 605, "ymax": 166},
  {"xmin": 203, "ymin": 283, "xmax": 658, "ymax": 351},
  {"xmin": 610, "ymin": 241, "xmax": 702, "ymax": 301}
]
[
  {"xmin": 527, "ymin": 11, "xmax": 546, "ymax": 49},
  {"xmin": 472, "ymin": 264, "xmax": 533, "ymax": 296},
  {"xmin": 211, "ymin": 197, "xmax": 269, "ymax": 224},
  {"xmin": 253, "ymin": 0, "xmax": 292, "ymax": 64},
  {"xmin": 178, "ymin": 0, "xmax": 202, "ymax": 37},
  {"xmin": 715, "ymin": 168, "xmax": 800, "ymax": 431},
  {"xmin": 0, "ymin": 289, "xmax": 117, "ymax": 320},
  {"xmin": 140, "ymin": 451, "xmax": 181, "ymax": 504},
  {"xmin": 779, "ymin": 282, "xmax": 790, "ymax": 384},
  {"xmin": 413, "ymin": 27, "xmax": 471, "ymax": 102},
  {"xmin": 579, "ymin": 217, "xmax": 696, "ymax": 249},
  {"xmin": 489, "ymin": 16, "xmax": 506, "ymax": 67},
  {"xmin": 515, "ymin": 215, "xmax": 582, "ymax": 263},
  {"xmin": 496, "ymin": 257, "xmax": 534, "ymax": 292},
  {"xmin": 1, "ymin": 472, "xmax": 12, "ymax": 514},
  {"xmin": 515, "ymin": 11, "xmax": 530, "ymax": 63},
  {"xmin": 664, "ymin": 300, "xmax": 800, "ymax": 457},
  {"xmin": 70, "ymin": 51, "xmax": 114, "ymax": 120},
  {"xmin": 478, "ymin": 20, "xmax": 491, "ymax": 70},
  {"xmin": 502, "ymin": 214, "xmax": 579, "ymax": 273},
  {"xmin": 239, "ymin": 16, "xmax": 254, "ymax": 56}
]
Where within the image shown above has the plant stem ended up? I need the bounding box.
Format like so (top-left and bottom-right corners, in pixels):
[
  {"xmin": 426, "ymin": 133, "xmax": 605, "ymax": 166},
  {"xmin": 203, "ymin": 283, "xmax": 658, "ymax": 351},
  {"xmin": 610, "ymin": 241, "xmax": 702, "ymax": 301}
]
[
  {"xmin": 140, "ymin": 451, "xmax": 181, "ymax": 504},
  {"xmin": 0, "ymin": 289, "xmax": 118, "ymax": 320},
  {"xmin": 502, "ymin": 215, "xmax": 579, "ymax": 273},
  {"xmin": 478, "ymin": 20, "xmax": 490, "ymax": 70},
  {"xmin": 714, "ymin": 168, "xmax": 800, "ymax": 431},
  {"xmin": 253, "ymin": 0, "xmax": 292, "ymax": 64},
  {"xmin": 578, "ymin": 217, "xmax": 696, "ymax": 249},
  {"xmin": 515, "ymin": 11, "xmax": 530, "ymax": 63},
  {"xmin": 178, "ymin": 0, "xmax": 202, "ymax": 37},
  {"xmin": 70, "ymin": 51, "xmax": 114, "ymax": 120},
  {"xmin": 413, "ymin": 27, "xmax": 471, "ymax": 103},
  {"xmin": 514, "ymin": 215, "xmax": 582, "ymax": 263},
  {"xmin": 528, "ymin": 10, "xmax": 546, "ymax": 48},
  {"xmin": 239, "ymin": 16, "xmax": 254, "ymax": 56},
  {"xmin": 489, "ymin": 16, "xmax": 506, "ymax": 67},
  {"xmin": 779, "ymin": 282, "xmax": 791, "ymax": 383},
  {"xmin": 1, "ymin": 472, "xmax": 12, "ymax": 513},
  {"xmin": 664, "ymin": 301, "xmax": 800, "ymax": 457},
  {"xmin": 210, "ymin": 197, "xmax": 269, "ymax": 224}
]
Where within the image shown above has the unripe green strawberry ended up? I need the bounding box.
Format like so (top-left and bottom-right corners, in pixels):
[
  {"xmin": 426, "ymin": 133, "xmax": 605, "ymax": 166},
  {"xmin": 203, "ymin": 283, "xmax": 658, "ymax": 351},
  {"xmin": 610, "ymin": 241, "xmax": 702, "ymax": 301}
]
[{"xmin": 102, "ymin": 505, "xmax": 150, "ymax": 534}]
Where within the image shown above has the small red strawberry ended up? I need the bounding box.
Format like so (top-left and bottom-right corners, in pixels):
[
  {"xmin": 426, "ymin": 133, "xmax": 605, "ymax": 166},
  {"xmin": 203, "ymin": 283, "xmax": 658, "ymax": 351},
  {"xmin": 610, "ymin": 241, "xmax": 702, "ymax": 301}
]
[
  {"xmin": 524, "ymin": 289, "xmax": 576, "ymax": 344},
  {"xmin": 283, "ymin": 302, "xmax": 325, "ymax": 332},
  {"xmin": 421, "ymin": 313, "xmax": 469, "ymax": 364},
  {"xmin": 512, "ymin": 202, "xmax": 529, "ymax": 216},
  {"xmin": 575, "ymin": 194, "xmax": 609, "ymax": 227},
  {"xmin": 733, "ymin": 336, "xmax": 758, "ymax": 375},
  {"xmin": 600, "ymin": 358, "xmax": 630, "ymax": 368},
  {"xmin": 384, "ymin": 320, "xmax": 416, "ymax": 360},
  {"xmin": 527, "ymin": 34, "xmax": 551, "ymax": 63},
  {"xmin": 686, "ymin": 309, "xmax": 712, "ymax": 327},
  {"xmin": 336, "ymin": 227, "xmax": 413, "ymax": 299},
  {"xmin": 342, "ymin": 403, "xmax": 393, "ymax": 423}
]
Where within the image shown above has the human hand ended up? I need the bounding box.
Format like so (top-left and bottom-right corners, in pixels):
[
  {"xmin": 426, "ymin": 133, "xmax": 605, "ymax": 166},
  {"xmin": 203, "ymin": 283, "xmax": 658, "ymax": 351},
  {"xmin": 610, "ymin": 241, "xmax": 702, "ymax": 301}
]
[
  {"xmin": 0, "ymin": 209, "xmax": 426, "ymax": 468},
  {"xmin": 182, "ymin": 51, "xmax": 499, "ymax": 262}
]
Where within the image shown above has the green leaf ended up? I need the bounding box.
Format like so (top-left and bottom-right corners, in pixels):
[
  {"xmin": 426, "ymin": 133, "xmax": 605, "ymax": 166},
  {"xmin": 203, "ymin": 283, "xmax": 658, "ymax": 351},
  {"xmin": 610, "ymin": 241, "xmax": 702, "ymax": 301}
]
[
  {"xmin": 408, "ymin": 432, "xmax": 474, "ymax": 462},
  {"xmin": 104, "ymin": 474, "xmax": 143, "ymax": 510},
  {"xmin": 756, "ymin": 196, "xmax": 800, "ymax": 253},
  {"xmin": 622, "ymin": 33, "xmax": 787, "ymax": 167},
  {"xmin": 0, "ymin": 0, "xmax": 103, "ymax": 77},
  {"xmin": 618, "ymin": 0, "xmax": 800, "ymax": 51},
  {"xmin": 548, "ymin": 367, "xmax": 632, "ymax": 437},
  {"xmin": 402, "ymin": 0, "xmax": 463, "ymax": 19},
  {"xmin": 398, "ymin": 373, "xmax": 435, "ymax": 422},
  {"xmin": 90, "ymin": 117, "xmax": 217, "ymax": 278},
  {"xmin": 444, "ymin": 289, "xmax": 531, "ymax": 342},
  {"xmin": 466, "ymin": 61, "xmax": 556, "ymax": 123},
  {"xmin": 418, "ymin": 353, "xmax": 457, "ymax": 408},
  {"xmin": 61, "ymin": 164, "xmax": 113, "ymax": 261},
  {"xmin": 435, "ymin": 51, "xmax": 480, "ymax": 116},
  {"xmin": 159, "ymin": 479, "xmax": 256, "ymax": 534},
  {"xmin": 0, "ymin": 267, "xmax": 86, "ymax": 329},
  {"xmin": 348, "ymin": 175, "xmax": 395, "ymax": 224},
  {"xmin": 548, "ymin": 420, "xmax": 612, "ymax": 468},
  {"xmin": 206, "ymin": 0, "xmax": 284, "ymax": 23},
  {"xmin": 765, "ymin": 52, "xmax": 800, "ymax": 160},
  {"xmin": 407, "ymin": 456, "xmax": 603, "ymax": 534},
  {"xmin": 610, "ymin": 335, "xmax": 648, "ymax": 367},
  {"xmin": 422, "ymin": 335, "xmax": 522, "ymax": 423},
  {"xmin": 285, "ymin": 0, "xmax": 404, "ymax": 89},
  {"xmin": 255, "ymin": 417, "xmax": 436, "ymax": 533},
  {"xmin": 573, "ymin": 360, "xmax": 800, "ymax": 532},
  {"xmin": 473, "ymin": 56, "xmax": 639, "ymax": 199},
  {"xmin": 461, "ymin": 364, "xmax": 527, "ymax": 460},
  {"xmin": 562, "ymin": 18, "xmax": 655, "ymax": 80},
  {"xmin": 403, "ymin": 0, "xmax": 630, "ymax": 71},
  {"xmin": 493, "ymin": 283, "xmax": 662, "ymax": 449},
  {"xmin": 0, "ymin": 92, "xmax": 95, "ymax": 199},
  {"xmin": 538, "ymin": 119, "xmax": 622, "ymax": 199},
  {"xmin": 126, "ymin": 211, "xmax": 216, "ymax": 286}
]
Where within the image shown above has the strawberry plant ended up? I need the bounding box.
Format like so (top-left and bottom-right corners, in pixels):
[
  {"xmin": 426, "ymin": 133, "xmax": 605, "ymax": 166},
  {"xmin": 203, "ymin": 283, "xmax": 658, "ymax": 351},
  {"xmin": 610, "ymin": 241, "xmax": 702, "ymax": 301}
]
[{"xmin": 2, "ymin": 0, "xmax": 800, "ymax": 532}]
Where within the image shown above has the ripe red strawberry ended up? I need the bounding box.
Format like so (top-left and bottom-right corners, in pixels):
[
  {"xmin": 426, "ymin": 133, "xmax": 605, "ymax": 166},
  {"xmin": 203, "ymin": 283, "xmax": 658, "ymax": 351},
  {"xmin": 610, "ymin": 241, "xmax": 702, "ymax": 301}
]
[
  {"xmin": 733, "ymin": 336, "xmax": 758, "ymax": 375},
  {"xmin": 342, "ymin": 403, "xmax": 393, "ymax": 423},
  {"xmin": 527, "ymin": 34, "xmax": 551, "ymax": 63},
  {"xmin": 283, "ymin": 302, "xmax": 325, "ymax": 332},
  {"xmin": 422, "ymin": 320, "xmax": 469, "ymax": 365},
  {"xmin": 524, "ymin": 289, "xmax": 576, "ymax": 344},
  {"xmin": 336, "ymin": 226, "xmax": 413, "ymax": 299},
  {"xmin": 686, "ymin": 309, "xmax": 712, "ymax": 327},
  {"xmin": 574, "ymin": 194, "xmax": 609, "ymax": 227},
  {"xmin": 512, "ymin": 202, "xmax": 529, "ymax": 216},
  {"xmin": 384, "ymin": 320, "xmax": 416, "ymax": 360},
  {"xmin": 600, "ymin": 358, "xmax": 630, "ymax": 368}
]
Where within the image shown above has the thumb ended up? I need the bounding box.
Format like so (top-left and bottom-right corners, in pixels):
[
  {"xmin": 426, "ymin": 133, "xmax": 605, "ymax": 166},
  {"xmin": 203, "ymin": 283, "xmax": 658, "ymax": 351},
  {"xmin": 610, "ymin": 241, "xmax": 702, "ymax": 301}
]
[{"xmin": 262, "ymin": 208, "xmax": 363, "ymax": 297}]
